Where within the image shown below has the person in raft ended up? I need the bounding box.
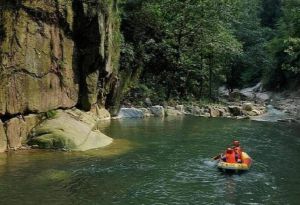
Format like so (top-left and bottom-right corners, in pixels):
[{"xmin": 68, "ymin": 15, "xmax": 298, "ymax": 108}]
[
  {"xmin": 221, "ymin": 141, "xmax": 243, "ymax": 163},
  {"xmin": 232, "ymin": 140, "xmax": 243, "ymax": 163},
  {"xmin": 221, "ymin": 148, "xmax": 236, "ymax": 163}
]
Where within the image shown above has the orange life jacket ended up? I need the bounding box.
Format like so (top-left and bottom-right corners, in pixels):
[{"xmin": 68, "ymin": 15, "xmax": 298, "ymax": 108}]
[{"xmin": 225, "ymin": 151, "xmax": 236, "ymax": 163}]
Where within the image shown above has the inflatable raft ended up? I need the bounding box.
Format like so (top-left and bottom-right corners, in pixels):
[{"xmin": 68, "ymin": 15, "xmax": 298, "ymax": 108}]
[{"xmin": 217, "ymin": 152, "xmax": 252, "ymax": 171}]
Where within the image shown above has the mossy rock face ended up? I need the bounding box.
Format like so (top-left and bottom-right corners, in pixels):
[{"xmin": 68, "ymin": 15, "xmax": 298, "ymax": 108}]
[
  {"xmin": 0, "ymin": 1, "xmax": 78, "ymax": 115},
  {"xmin": 0, "ymin": 0, "xmax": 121, "ymax": 116},
  {"xmin": 29, "ymin": 132, "xmax": 76, "ymax": 150},
  {"xmin": 28, "ymin": 109, "xmax": 113, "ymax": 151}
]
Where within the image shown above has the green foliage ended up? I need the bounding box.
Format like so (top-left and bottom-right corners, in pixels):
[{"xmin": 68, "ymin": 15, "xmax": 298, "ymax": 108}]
[
  {"xmin": 45, "ymin": 110, "xmax": 57, "ymax": 119},
  {"xmin": 119, "ymin": 0, "xmax": 300, "ymax": 103},
  {"xmin": 120, "ymin": 0, "xmax": 245, "ymax": 101},
  {"xmin": 264, "ymin": 0, "xmax": 300, "ymax": 89}
]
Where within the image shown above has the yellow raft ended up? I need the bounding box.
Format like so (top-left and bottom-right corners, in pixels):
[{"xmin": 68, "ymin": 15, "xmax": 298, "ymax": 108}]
[{"xmin": 217, "ymin": 152, "xmax": 252, "ymax": 171}]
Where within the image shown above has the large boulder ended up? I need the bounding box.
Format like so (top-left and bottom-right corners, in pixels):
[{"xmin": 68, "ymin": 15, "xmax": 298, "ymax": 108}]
[
  {"xmin": 256, "ymin": 92, "xmax": 270, "ymax": 102},
  {"xmin": 240, "ymin": 83, "xmax": 262, "ymax": 100},
  {"xmin": 0, "ymin": 121, "xmax": 7, "ymax": 152},
  {"xmin": 239, "ymin": 83, "xmax": 270, "ymax": 102},
  {"xmin": 191, "ymin": 106, "xmax": 203, "ymax": 116},
  {"xmin": 5, "ymin": 117, "xmax": 27, "ymax": 149},
  {"xmin": 150, "ymin": 106, "xmax": 165, "ymax": 117},
  {"xmin": 228, "ymin": 106, "xmax": 242, "ymax": 116},
  {"xmin": 175, "ymin": 105, "xmax": 184, "ymax": 112},
  {"xmin": 242, "ymin": 102, "xmax": 253, "ymax": 111},
  {"xmin": 29, "ymin": 109, "xmax": 112, "ymax": 151},
  {"xmin": 209, "ymin": 107, "xmax": 221, "ymax": 117},
  {"xmin": 118, "ymin": 108, "xmax": 144, "ymax": 118},
  {"xmin": 5, "ymin": 114, "xmax": 43, "ymax": 150},
  {"xmin": 90, "ymin": 105, "xmax": 111, "ymax": 120},
  {"xmin": 218, "ymin": 86, "xmax": 229, "ymax": 97},
  {"xmin": 165, "ymin": 108, "xmax": 183, "ymax": 116}
]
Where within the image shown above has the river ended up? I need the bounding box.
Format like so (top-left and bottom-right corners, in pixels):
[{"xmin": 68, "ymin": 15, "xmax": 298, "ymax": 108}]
[{"xmin": 0, "ymin": 116, "xmax": 299, "ymax": 205}]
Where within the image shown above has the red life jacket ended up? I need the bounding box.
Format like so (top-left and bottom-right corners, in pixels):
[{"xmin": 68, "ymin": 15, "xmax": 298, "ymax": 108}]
[{"xmin": 225, "ymin": 150, "xmax": 236, "ymax": 163}]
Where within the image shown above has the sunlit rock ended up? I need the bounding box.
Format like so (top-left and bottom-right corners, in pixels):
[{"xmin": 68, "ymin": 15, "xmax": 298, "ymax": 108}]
[
  {"xmin": 0, "ymin": 121, "xmax": 7, "ymax": 152},
  {"xmin": 118, "ymin": 108, "xmax": 144, "ymax": 118},
  {"xmin": 28, "ymin": 109, "xmax": 112, "ymax": 151}
]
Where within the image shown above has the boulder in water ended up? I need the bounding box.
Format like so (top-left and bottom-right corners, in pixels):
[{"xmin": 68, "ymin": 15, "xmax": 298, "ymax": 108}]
[
  {"xmin": 118, "ymin": 108, "xmax": 144, "ymax": 118},
  {"xmin": 28, "ymin": 109, "xmax": 112, "ymax": 151},
  {"xmin": 165, "ymin": 107, "xmax": 183, "ymax": 116},
  {"xmin": 150, "ymin": 105, "xmax": 165, "ymax": 117}
]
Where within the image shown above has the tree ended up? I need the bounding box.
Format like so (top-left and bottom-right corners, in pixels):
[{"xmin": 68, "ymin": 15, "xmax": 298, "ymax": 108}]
[{"xmin": 265, "ymin": 0, "xmax": 300, "ymax": 89}]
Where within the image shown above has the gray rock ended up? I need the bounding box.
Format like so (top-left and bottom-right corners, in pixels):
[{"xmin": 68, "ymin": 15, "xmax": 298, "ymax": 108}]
[
  {"xmin": 218, "ymin": 86, "xmax": 229, "ymax": 97},
  {"xmin": 165, "ymin": 108, "xmax": 183, "ymax": 116},
  {"xmin": 242, "ymin": 102, "xmax": 253, "ymax": 111},
  {"xmin": 150, "ymin": 106, "xmax": 165, "ymax": 117},
  {"xmin": 175, "ymin": 105, "xmax": 184, "ymax": 112},
  {"xmin": 255, "ymin": 92, "xmax": 270, "ymax": 102},
  {"xmin": 200, "ymin": 113, "xmax": 211, "ymax": 118},
  {"xmin": 118, "ymin": 108, "xmax": 144, "ymax": 118},
  {"xmin": 240, "ymin": 82, "xmax": 262, "ymax": 99},
  {"xmin": 191, "ymin": 106, "xmax": 202, "ymax": 116}
]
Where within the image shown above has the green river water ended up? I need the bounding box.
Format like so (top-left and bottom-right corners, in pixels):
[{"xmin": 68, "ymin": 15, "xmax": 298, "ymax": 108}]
[{"xmin": 0, "ymin": 116, "xmax": 300, "ymax": 205}]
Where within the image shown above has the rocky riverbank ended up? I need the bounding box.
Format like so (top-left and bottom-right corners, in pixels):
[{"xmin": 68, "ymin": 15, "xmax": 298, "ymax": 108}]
[
  {"xmin": 270, "ymin": 90, "xmax": 300, "ymax": 123},
  {"xmin": 116, "ymin": 101, "xmax": 267, "ymax": 120},
  {"xmin": 0, "ymin": 107, "xmax": 113, "ymax": 152},
  {"xmin": 116, "ymin": 82, "xmax": 300, "ymax": 123}
]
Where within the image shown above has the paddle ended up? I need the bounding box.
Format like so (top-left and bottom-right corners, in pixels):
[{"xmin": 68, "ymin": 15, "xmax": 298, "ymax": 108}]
[{"xmin": 212, "ymin": 153, "xmax": 222, "ymax": 160}]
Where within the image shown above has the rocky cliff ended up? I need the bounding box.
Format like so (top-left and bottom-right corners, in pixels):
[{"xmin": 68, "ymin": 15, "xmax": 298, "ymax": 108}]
[{"xmin": 0, "ymin": 0, "xmax": 121, "ymax": 151}]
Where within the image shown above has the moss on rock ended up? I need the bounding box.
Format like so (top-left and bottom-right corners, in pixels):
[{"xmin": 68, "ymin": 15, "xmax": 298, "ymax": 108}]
[{"xmin": 28, "ymin": 109, "xmax": 113, "ymax": 151}]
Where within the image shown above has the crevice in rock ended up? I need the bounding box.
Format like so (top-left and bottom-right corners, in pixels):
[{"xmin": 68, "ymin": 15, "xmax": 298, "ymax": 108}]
[
  {"xmin": 73, "ymin": 1, "xmax": 105, "ymax": 111},
  {"xmin": 9, "ymin": 68, "xmax": 55, "ymax": 78}
]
